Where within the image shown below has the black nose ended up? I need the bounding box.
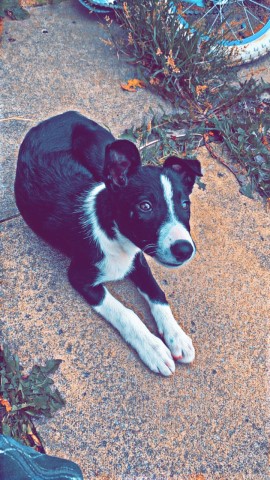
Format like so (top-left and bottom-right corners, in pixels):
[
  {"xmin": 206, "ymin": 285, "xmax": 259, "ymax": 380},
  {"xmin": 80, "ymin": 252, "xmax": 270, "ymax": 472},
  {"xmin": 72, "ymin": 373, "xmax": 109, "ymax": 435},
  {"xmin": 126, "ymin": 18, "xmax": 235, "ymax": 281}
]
[{"xmin": 170, "ymin": 240, "xmax": 194, "ymax": 262}]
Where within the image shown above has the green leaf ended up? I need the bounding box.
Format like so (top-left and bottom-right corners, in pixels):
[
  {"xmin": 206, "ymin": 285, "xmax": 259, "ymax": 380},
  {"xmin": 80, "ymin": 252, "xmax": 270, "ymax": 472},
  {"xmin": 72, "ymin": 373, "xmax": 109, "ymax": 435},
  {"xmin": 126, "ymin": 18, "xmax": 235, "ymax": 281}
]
[
  {"xmin": 119, "ymin": 128, "xmax": 138, "ymax": 142},
  {"xmin": 42, "ymin": 359, "xmax": 62, "ymax": 375},
  {"xmin": 196, "ymin": 177, "xmax": 207, "ymax": 191},
  {"xmin": 11, "ymin": 403, "xmax": 36, "ymax": 413},
  {"xmin": 239, "ymin": 183, "xmax": 254, "ymax": 199},
  {"xmin": 2, "ymin": 422, "xmax": 11, "ymax": 436},
  {"xmin": 237, "ymin": 128, "xmax": 246, "ymax": 135},
  {"xmin": 0, "ymin": 345, "xmax": 65, "ymax": 449}
]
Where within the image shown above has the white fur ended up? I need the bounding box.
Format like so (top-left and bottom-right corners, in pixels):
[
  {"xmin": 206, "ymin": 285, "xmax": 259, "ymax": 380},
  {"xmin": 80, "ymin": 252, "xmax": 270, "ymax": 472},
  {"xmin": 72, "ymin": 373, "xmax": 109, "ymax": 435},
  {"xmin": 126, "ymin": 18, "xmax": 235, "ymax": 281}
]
[
  {"xmin": 156, "ymin": 175, "xmax": 195, "ymax": 265},
  {"xmin": 82, "ymin": 179, "xmax": 195, "ymax": 374},
  {"xmin": 94, "ymin": 288, "xmax": 175, "ymax": 376},
  {"xmin": 96, "ymin": 229, "xmax": 139, "ymax": 285},
  {"xmin": 83, "ymin": 184, "xmax": 139, "ymax": 284},
  {"xmin": 82, "ymin": 183, "xmax": 106, "ymax": 241},
  {"xmin": 139, "ymin": 291, "xmax": 195, "ymax": 363}
]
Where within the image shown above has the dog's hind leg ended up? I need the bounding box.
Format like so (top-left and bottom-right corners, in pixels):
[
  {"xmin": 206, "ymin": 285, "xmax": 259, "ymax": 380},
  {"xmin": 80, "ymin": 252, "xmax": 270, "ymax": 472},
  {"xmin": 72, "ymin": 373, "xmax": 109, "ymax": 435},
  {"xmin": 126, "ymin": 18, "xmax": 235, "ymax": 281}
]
[
  {"xmin": 128, "ymin": 253, "xmax": 195, "ymax": 364},
  {"xmin": 68, "ymin": 259, "xmax": 175, "ymax": 376}
]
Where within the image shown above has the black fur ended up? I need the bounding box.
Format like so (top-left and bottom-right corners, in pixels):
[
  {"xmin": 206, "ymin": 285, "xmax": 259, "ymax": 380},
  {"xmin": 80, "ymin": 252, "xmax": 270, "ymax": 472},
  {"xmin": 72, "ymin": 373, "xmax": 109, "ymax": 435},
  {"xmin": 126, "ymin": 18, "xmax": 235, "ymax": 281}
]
[
  {"xmin": 14, "ymin": 111, "xmax": 202, "ymax": 373},
  {"xmin": 15, "ymin": 111, "xmax": 202, "ymax": 258}
]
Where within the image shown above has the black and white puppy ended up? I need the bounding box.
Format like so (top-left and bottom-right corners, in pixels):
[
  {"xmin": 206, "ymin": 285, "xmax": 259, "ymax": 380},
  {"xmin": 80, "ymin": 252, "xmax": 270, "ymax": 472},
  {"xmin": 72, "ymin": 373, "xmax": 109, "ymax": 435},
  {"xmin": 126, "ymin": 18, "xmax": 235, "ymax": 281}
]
[{"xmin": 14, "ymin": 111, "xmax": 202, "ymax": 376}]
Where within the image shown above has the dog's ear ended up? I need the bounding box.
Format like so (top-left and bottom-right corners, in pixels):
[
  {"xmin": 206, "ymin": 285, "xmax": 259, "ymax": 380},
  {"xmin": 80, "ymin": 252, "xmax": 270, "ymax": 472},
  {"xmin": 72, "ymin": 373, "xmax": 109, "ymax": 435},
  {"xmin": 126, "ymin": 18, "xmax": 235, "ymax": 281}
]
[
  {"xmin": 163, "ymin": 156, "xmax": 202, "ymax": 192},
  {"xmin": 163, "ymin": 156, "xmax": 202, "ymax": 176},
  {"xmin": 104, "ymin": 140, "xmax": 141, "ymax": 189}
]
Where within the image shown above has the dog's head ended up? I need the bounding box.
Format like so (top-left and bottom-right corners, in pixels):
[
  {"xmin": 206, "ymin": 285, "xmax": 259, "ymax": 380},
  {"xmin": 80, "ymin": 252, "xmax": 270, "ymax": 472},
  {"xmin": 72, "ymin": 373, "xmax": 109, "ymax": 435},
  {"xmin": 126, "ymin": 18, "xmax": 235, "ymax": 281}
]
[{"xmin": 103, "ymin": 140, "xmax": 202, "ymax": 267}]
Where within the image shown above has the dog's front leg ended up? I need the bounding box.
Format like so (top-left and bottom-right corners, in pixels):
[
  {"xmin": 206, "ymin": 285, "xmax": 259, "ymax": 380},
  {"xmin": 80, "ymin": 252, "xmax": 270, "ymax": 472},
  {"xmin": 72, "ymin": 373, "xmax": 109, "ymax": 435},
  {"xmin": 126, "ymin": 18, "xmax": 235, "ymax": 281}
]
[
  {"xmin": 129, "ymin": 253, "xmax": 195, "ymax": 363},
  {"xmin": 68, "ymin": 259, "xmax": 175, "ymax": 376}
]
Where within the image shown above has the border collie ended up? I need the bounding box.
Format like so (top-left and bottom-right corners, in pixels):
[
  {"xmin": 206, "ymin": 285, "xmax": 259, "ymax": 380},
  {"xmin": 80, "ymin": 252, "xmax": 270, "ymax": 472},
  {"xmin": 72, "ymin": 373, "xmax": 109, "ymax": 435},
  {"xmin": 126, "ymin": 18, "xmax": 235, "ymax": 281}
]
[{"xmin": 14, "ymin": 111, "xmax": 202, "ymax": 376}]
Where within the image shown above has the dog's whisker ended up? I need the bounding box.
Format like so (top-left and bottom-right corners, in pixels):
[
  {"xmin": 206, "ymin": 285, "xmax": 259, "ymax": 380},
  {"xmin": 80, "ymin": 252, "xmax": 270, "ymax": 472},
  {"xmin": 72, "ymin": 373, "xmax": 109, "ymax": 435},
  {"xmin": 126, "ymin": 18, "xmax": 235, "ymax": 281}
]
[{"xmin": 142, "ymin": 244, "xmax": 158, "ymax": 256}]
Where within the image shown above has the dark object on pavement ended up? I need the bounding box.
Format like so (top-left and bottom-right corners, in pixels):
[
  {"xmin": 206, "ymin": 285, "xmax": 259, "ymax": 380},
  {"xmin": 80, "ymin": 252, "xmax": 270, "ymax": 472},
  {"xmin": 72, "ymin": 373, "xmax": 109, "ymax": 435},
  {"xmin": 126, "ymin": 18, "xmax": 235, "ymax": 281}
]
[{"xmin": 0, "ymin": 434, "xmax": 83, "ymax": 480}]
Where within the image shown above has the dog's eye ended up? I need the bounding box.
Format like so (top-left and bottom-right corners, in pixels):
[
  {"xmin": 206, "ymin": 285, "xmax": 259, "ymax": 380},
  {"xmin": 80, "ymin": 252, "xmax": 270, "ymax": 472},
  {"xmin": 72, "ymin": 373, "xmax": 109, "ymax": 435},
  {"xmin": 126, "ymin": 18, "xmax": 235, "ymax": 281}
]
[
  {"xmin": 138, "ymin": 201, "xmax": 152, "ymax": 212},
  {"xmin": 181, "ymin": 200, "xmax": 190, "ymax": 210}
]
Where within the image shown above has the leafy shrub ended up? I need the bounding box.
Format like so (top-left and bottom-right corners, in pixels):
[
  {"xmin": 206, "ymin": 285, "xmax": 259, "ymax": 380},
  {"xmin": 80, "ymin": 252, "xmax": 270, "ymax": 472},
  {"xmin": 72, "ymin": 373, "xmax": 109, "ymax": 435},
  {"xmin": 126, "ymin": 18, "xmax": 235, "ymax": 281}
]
[{"xmin": 106, "ymin": 1, "xmax": 270, "ymax": 200}]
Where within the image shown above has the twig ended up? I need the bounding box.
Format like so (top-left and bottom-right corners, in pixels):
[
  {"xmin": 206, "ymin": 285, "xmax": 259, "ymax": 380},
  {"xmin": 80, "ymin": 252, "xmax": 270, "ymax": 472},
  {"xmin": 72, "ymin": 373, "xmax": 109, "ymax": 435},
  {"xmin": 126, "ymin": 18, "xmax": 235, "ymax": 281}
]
[
  {"xmin": 0, "ymin": 213, "xmax": 21, "ymax": 224},
  {"xmin": 174, "ymin": 80, "xmax": 205, "ymax": 116},
  {"xmin": 139, "ymin": 139, "xmax": 160, "ymax": 151},
  {"xmin": 203, "ymin": 133, "xmax": 241, "ymax": 184},
  {"xmin": 0, "ymin": 117, "xmax": 34, "ymax": 122},
  {"xmin": 139, "ymin": 131, "xmax": 203, "ymax": 151},
  {"xmin": 195, "ymin": 135, "xmax": 204, "ymax": 153}
]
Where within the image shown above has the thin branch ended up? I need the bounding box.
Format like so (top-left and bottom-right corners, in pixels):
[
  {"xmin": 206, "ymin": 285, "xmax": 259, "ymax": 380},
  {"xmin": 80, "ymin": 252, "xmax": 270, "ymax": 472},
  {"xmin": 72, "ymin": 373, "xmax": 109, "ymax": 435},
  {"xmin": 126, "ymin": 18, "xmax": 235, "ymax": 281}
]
[
  {"xmin": 139, "ymin": 139, "xmax": 160, "ymax": 150},
  {"xmin": 0, "ymin": 117, "xmax": 34, "ymax": 122},
  {"xmin": 0, "ymin": 213, "xmax": 21, "ymax": 224},
  {"xmin": 203, "ymin": 133, "xmax": 241, "ymax": 184}
]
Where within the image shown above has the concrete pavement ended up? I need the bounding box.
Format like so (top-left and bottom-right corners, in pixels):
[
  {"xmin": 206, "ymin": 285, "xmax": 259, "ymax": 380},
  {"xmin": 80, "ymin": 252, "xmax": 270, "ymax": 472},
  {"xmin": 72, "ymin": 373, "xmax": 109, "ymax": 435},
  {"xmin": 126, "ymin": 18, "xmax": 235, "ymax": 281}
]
[{"xmin": 1, "ymin": 2, "xmax": 270, "ymax": 478}]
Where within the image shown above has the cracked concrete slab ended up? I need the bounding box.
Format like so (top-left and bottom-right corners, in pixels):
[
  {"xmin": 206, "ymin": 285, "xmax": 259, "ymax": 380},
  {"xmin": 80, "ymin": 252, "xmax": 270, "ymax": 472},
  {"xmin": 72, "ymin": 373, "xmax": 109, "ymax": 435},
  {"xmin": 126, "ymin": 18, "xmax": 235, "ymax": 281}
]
[{"xmin": 1, "ymin": 1, "xmax": 270, "ymax": 479}]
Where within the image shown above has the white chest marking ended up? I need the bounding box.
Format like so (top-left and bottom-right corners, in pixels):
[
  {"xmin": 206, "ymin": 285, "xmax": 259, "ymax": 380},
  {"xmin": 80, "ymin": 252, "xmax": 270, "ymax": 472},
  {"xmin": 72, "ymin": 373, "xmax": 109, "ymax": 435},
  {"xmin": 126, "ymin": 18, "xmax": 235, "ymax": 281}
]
[
  {"xmin": 83, "ymin": 184, "xmax": 139, "ymax": 284},
  {"xmin": 96, "ymin": 230, "xmax": 139, "ymax": 284}
]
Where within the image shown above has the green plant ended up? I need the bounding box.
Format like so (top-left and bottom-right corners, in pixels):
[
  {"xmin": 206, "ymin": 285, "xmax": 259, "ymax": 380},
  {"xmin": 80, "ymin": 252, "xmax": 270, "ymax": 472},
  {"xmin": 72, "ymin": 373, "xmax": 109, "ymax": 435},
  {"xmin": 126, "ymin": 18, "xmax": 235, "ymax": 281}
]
[
  {"xmin": 109, "ymin": 0, "xmax": 230, "ymax": 104},
  {"xmin": 0, "ymin": 344, "xmax": 65, "ymax": 452},
  {"xmin": 105, "ymin": 1, "xmax": 270, "ymax": 200}
]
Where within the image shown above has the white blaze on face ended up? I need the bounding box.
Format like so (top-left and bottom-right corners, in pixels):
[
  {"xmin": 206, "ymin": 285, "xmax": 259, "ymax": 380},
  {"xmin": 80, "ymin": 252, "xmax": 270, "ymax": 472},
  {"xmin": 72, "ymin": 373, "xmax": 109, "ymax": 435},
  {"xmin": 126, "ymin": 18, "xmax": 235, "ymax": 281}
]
[{"xmin": 156, "ymin": 175, "xmax": 195, "ymax": 265}]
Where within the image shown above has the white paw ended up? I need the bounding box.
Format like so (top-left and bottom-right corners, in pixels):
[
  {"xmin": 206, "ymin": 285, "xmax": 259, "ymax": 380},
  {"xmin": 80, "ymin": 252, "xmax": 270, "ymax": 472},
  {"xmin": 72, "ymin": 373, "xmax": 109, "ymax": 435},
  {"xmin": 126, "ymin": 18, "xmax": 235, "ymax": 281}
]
[
  {"xmin": 135, "ymin": 334, "xmax": 175, "ymax": 376},
  {"xmin": 163, "ymin": 324, "xmax": 195, "ymax": 364},
  {"xmin": 94, "ymin": 289, "xmax": 176, "ymax": 375},
  {"xmin": 150, "ymin": 303, "xmax": 195, "ymax": 364}
]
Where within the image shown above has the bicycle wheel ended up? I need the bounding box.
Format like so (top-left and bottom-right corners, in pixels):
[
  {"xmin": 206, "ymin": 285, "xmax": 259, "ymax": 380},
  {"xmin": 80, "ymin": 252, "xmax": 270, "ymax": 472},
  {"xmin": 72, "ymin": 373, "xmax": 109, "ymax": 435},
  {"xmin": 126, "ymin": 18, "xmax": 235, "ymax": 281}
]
[
  {"xmin": 78, "ymin": 0, "xmax": 123, "ymax": 14},
  {"xmin": 172, "ymin": 1, "xmax": 270, "ymax": 65}
]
